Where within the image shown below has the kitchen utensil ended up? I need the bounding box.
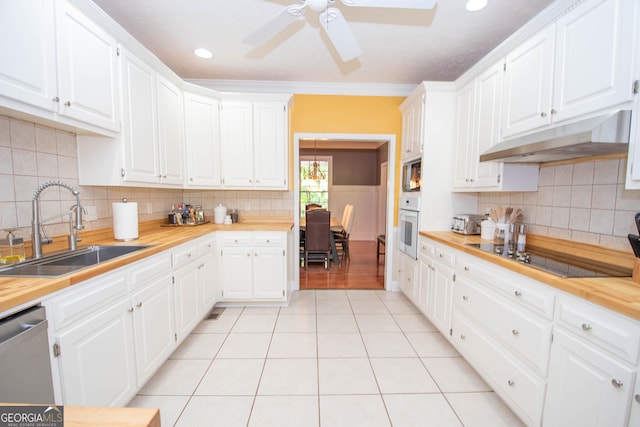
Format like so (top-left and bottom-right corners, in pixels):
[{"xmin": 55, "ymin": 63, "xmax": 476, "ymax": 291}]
[
  {"xmin": 635, "ymin": 212, "xmax": 640, "ymax": 234},
  {"xmin": 628, "ymin": 234, "xmax": 640, "ymax": 257}
]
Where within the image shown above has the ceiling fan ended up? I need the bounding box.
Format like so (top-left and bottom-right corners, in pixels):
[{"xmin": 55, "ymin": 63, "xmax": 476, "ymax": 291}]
[{"xmin": 244, "ymin": 0, "xmax": 437, "ymax": 62}]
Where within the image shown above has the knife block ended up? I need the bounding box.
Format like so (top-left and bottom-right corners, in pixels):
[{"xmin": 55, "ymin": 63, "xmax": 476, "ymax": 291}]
[{"xmin": 633, "ymin": 259, "xmax": 640, "ymax": 285}]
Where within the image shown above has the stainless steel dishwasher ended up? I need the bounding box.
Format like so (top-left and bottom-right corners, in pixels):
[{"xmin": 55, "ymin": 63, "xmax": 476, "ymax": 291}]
[{"xmin": 0, "ymin": 305, "xmax": 55, "ymax": 403}]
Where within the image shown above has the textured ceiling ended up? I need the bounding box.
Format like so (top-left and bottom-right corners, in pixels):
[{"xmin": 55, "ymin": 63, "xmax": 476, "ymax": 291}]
[{"xmin": 92, "ymin": 0, "xmax": 555, "ymax": 85}]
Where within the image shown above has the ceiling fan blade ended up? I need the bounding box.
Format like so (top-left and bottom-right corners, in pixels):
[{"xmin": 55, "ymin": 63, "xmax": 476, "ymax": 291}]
[
  {"xmin": 244, "ymin": 4, "xmax": 306, "ymax": 45},
  {"xmin": 319, "ymin": 7, "xmax": 362, "ymax": 62},
  {"xmin": 340, "ymin": 0, "xmax": 437, "ymax": 9}
]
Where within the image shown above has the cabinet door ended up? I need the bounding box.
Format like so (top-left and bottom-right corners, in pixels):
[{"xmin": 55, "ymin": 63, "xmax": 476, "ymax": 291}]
[
  {"xmin": 197, "ymin": 252, "xmax": 217, "ymax": 314},
  {"xmin": 184, "ymin": 92, "xmax": 222, "ymax": 187},
  {"xmin": 502, "ymin": 25, "xmax": 555, "ymax": 138},
  {"xmin": 55, "ymin": 0, "xmax": 119, "ymax": 132},
  {"xmin": 473, "ymin": 62, "xmax": 503, "ymax": 188},
  {"xmin": 552, "ymin": 0, "xmax": 636, "ymax": 122},
  {"xmin": 0, "ymin": 0, "xmax": 57, "ymax": 112},
  {"xmin": 220, "ymin": 101, "xmax": 254, "ymax": 187},
  {"xmin": 629, "ymin": 378, "xmax": 640, "ymax": 427},
  {"xmin": 55, "ymin": 298, "xmax": 136, "ymax": 406},
  {"xmin": 120, "ymin": 48, "xmax": 159, "ymax": 183},
  {"xmin": 253, "ymin": 102, "xmax": 288, "ymax": 189},
  {"xmin": 156, "ymin": 75, "xmax": 184, "ymax": 186},
  {"xmin": 402, "ymin": 94, "xmax": 424, "ymax": 160},
  {"xmin": 220, "ymin": 247, "xmax": 253, "ymax": 299},
  {"xmin": 173, "ymin": 262, "xmax": 200, "ymax": 343},
  {"xmin": 452, "ymin": 81, "xmax": 475, "ymax": 189},
  {"xmin": 543, "ymin": 329, "xmax": 636, "ymax": 427},
  {"xmin": 417, "ymin": 257, "xmax": 432, "ymax": 316},
  {"xmin": 131, "ymin": 275, "xmax": 175, "ymax": 387},
  {"xmin": 429, "ymin": 262, "xmax": 454, "ymax": 337},
  {"xmin": 253, "ymin": 246, "xmax": 286, "ymax": 299}
]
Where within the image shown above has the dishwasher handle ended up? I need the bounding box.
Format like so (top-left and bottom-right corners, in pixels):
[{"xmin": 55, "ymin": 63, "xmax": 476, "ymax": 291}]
[{"xmin": 0, "ymin": 307, "xmax": 48, "ymax": 353}]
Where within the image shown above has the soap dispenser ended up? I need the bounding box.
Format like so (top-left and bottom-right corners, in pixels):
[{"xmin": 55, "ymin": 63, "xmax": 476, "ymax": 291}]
[{"xmin": 0, "ymin": 230, "xmax": 26, "ymax": 264}]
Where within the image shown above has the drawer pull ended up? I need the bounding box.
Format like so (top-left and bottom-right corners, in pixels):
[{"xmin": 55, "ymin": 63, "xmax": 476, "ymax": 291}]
[
  {"xmin": 460, "ymin": 334, "xmax": 466, "ymax": 340},
  {"xmin": 514, "ymin": 290, "xmax": 522, "ymax": 297},
  {"xmin": 611, "ymin": 379, "xmax": 624, "ymax": 388},
  {"xmin": 266, "ymin": 239, "xmax": 270, "ymax": 243},
  {"xmin": 512, "ymin": 329, "xmax": 519, "ymax": 336},
  {"xmin": 136, "ymin": 302, "xmax": 143, "ymax": 308},
  {"xmin": 128, "ymin": 307, "xmax": 134, "ymax": 313},
  {"xmin": 464, "ymin": 266, "xmax": 469, "ymax": 272},
  {"xmin": 508, "ymin": 380, "xmax": 515, "ymax": 386},
  {"xmin": 635, "ymin": 394, "xmax": 640, "ymax": 404},
  {"xmin": 581, "ymin": 323, "xmax": 592, "ymax": 331},
  {"xmin": 462, "ymin": 295, "xmax": 468, "ymax": 301},
  {"xmin": 439, "ymin": 253, "xmax": 444, "ymax": 258},
  {"xmin": 187, "ymin": 253, "xmax": 192, "ymax": 258}
]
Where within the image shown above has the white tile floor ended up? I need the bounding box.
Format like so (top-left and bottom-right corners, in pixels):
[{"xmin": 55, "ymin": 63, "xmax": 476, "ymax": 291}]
[{"xmin": 129, "ymin": 290, "xmax": 526, "ymax": 427}]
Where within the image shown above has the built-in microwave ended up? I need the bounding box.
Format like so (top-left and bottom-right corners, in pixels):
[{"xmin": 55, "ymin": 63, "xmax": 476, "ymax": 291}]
[{"xmin": 402, "ymin": 158, "xmax": 421, "ymax": 192}]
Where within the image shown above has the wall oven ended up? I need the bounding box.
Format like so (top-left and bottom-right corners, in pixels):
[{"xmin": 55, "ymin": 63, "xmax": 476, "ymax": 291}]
[{"xmin": 398, "ymin": 194, "xmax": 420, "ymax": 259}]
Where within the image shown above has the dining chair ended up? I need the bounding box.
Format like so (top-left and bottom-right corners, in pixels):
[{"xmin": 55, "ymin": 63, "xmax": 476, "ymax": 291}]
[
  {"xmin": 333, "ymin": 204, "xmax": 354, "ymax": 262},
  {"xmin": 304, "ymin": 209, "xmax": 332, "ymax": 269},
  {"xmin": 305, "ymin": 203, "xmax": 323, "ymax": 211}
]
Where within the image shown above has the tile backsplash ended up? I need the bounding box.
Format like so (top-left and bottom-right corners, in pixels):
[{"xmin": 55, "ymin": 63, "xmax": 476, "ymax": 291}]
[
  {"xmin": 0, "ymin": 116, "xmax": 294, "ymax": 242},
  {"xmin": 478, "ymin": 159, "xmax": 640, "ymax": 252}
]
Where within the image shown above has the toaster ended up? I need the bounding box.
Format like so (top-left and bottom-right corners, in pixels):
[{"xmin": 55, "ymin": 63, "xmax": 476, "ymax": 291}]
[{"xmin": 451, "ymin": 214, "xmax": 486, "ymax": 235}]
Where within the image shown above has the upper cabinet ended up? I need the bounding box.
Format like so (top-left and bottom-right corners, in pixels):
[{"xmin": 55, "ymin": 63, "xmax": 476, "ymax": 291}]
[
  {"xmin": 0, "ymin": 0, "xmax": 120, "ymax": 134},
  {"xmin": 502, "ymin": 0, "xmax": 637, "ymax": 139},
  {"xmin": 400, "ymin": 87, "xmax": 425, "ymax": 161},
  {"xmin": 220, "ymin": 99, "xmax": 289, "ymax": 190},
  {"xmin": 184, "ymin": 92, "xmax": 222, "ymax": 188},
  {"xmin": 453, "ymin": 62, "xmax": 539, "ymax": 192}
]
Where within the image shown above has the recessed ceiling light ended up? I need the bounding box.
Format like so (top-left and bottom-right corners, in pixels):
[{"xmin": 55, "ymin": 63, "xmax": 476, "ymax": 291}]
[
  {"xmin": 466, "ymin": 0, "xmax": 487, "ymax": 11},
  {"xmin": 194, "ymin": 48, "xmax": 213, "ymax": 59}
]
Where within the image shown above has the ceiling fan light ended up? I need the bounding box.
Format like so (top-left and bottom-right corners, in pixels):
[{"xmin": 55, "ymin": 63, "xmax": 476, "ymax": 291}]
[
  {"xmin": 194, "ymin": 48, "xmax": 213, "ymax": 59},
  {"xmin": 308, "ymin": 0, "xmax": 329, "ymax": 12},
  {"xmin": 466, "ymin": 0, "xmax": 487, "ymax": 11}
]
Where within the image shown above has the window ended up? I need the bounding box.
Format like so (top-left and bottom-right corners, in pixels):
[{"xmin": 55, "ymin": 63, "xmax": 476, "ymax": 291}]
[{"xmin": 300, "ymin": 156, "xmax": 330, "ymax": 216}]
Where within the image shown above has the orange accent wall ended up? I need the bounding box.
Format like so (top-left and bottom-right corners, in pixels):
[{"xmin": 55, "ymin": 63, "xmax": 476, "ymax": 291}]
[{"xmin": 290, "ymin": 94, "xmax": 406, "ymax": 224}]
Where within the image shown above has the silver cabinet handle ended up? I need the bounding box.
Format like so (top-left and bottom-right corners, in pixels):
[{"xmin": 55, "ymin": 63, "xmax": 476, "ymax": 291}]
[
  {"xmin": 540, "ymin": 112, "xmax": 547, "ymax": 117},
  {"xmin": 462, "ymin": 295, "xmax": 468, "ymax": 301},
  {"xmin": 460, "ymin": 334, "xmax": 466, "ymax": 340},
  {"xmin": 551, "ymin": 108, "xmax": 557, "ymax": 114},
  {"xmin": 128, "ymin": 307, "xmax": 134, "ymax": 313},
  {"xmin": 52, "ymin": 96, "xmax": 60, "ymax": 102},
  {"xmin": 136, "ymin": 302, "xmax": 142, "ymax": 308},
  {"xmin": 514, "ymin": 290, "xmax": 522, "ymax": 297},
  {"xmin": 581, "ymin": 323, "xmax": 592, "ymax": 331},
  {"xmin": 508, "ymin": 380, "xmax": 515, "ymax": 386},
  {"xmin": 635, "ymin": 394, "xmax": 640, "ymax": 404},
  {"xmin": 512, "ymin": 329, "xmax": 520, "ymax": 336},
  {"xmin": 611, "ymin": 379, "xmax": 623, "ymax": 388},
  {"xmin": 64, "ymin": 101, "xmax": 71, "ymax": 107}
]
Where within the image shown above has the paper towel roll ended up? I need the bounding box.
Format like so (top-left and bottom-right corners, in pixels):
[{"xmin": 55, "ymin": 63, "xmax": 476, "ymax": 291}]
[{"xmin": 113, "ymin": 201, "xmax": 139, "ymax": 241}]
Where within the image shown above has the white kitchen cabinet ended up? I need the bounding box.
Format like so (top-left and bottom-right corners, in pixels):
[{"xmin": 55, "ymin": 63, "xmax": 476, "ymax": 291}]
[
  {"xmin": 119, "ymin": 47, "xmax": 158, "ymax": 184},
  {"xmin": 454, "ymin": 62, "xmax": 540, "ymax": 192},
  {"xmin": 424, "ymin": 243, "xmax": 456, "ymax": 337},
  {"xmin": 184, "ymin": 92, "xmax": 222, "ymax": 187},
  {"xmin": 416, "ymin": 237, "xmax": 437, "ymax": 316},
  {"xmin": 400, "ymin": 87, "xmax": 425, "ymax": 161},
  {"xmin": 218, "ymin": 232, "xmax": 287, "ymax": 301},
  {"xmin": 398, "ymin": 253, "xmax": 418, "ymax": 304},
  {"xmin": 173, "ymin": 259, "xmax": 200, "ymax": 342},
  {"xmin": 502, "ymin": 0, "xmax": 636, "ymax": 138},
  {"xmin": 0, "ymin": 0, "xmax": 57, "ymax": 112},
  {"xmin": 220, "ymin": 99, "xmax": 289, "ymax": 190},
  {"xmin": 55, "ymin": 0, "xmax": 120, "ymax": 133},
  {"xmin": 0, "ymin": 0, "xmax": 119, "ymax": 134},
  {"xmin": 543, "ymin": 329, "xmax": 636, "ymax": 427},
  {"xmin": 629, "ymin": 377, "xmax": 640, "ymax": 427},
  {"xmin": 156, "ymin": 75, "xmax": 185, "ymax": 186}
]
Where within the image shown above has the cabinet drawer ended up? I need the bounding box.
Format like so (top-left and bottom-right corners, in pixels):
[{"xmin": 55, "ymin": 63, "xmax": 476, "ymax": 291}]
[
  {"xmin": 419, "ymin": 237, "xmax": 436, "ymax": 258},
  {"xmin": 253, "ymin": 233, "xmax": 284, "ymax": 247},
  {"xmin": 130, "ymin": 252, "xmax": 172, "ymax": 289},
  {"xmin": 457, "ymin": 253, "xmax": 555, "ymax": 319},
  {"xmin": 172, "ymin": 243, "xmax": 198, "ymax": 269},
  {"xmin": 452, "ymin": 311, "xmax": 546, "ymax": 427},
  {"xmin": 556, "ymin": 296, "xmax": 640, "ymax": 364},
  {"xmin": 198, "ymin": 237, "xmax": 216, "ymax": 254},
  {"xmin": 434, "ymin": 244, "xmax": 456, "ymax": 267},
  {"xmin": 220, "ymin": 233, "xmax": 252, "ymax": 247},
  {"xmin": 454, "ymin": 275, "xmax": 552, "ymax": 375},
  {"xmin": 46, "ymin": 269, "xmax": 128, "ymax": 330}
]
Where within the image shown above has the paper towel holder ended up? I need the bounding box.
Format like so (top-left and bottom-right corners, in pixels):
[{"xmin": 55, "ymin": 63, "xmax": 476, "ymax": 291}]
[{"xmin": 113, "ymin": 198, "xmax": 139, "ymax": 241}]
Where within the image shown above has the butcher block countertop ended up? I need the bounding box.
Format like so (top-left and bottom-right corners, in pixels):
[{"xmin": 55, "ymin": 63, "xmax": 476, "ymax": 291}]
[
  {"xmin": 0, "ymin": 218, "xmax": 293, "ymax": 314},
  {"xmin": 421, "ymin": 231, "xmax": 640, "ymax": 321}
]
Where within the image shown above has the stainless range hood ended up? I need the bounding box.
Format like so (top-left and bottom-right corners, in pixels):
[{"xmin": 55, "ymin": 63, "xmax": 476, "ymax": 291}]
[{"xmin": 480, "ymin": 110, "xmax": 632, "ymax": 163}]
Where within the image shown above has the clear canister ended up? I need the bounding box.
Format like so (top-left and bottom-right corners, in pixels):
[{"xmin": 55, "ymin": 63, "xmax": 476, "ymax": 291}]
[{"xmin": 0, "ymin": 230, "xmax": 26, "ymax": 264}]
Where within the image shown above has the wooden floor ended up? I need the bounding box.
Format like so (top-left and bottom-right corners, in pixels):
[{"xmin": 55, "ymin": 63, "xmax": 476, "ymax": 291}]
[{"xmin": 300, "ymin": 240, "xmax": 385, "ymax": 289}]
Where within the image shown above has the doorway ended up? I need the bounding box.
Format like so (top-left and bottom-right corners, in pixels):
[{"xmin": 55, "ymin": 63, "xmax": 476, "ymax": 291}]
[{"xmin": 293, "ymin": 133, "xmax": 396, "ymax": 291}]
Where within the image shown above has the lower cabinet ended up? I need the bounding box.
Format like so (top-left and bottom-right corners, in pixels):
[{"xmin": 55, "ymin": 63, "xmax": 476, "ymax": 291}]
[{"xmin": 218, "ymin": 232, "xmax": 287, "ymax": 302}]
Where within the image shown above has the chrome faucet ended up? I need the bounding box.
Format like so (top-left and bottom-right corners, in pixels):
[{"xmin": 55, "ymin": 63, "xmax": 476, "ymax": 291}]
[{"xmin": 32, "ymin": 181, "xmax": 84, "ymax": 258}]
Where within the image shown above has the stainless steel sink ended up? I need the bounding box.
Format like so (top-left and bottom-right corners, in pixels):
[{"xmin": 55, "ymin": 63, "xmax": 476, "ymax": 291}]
[{"xmin": 0, "ymin": 245, "xmax": 151, "ymax": 277}]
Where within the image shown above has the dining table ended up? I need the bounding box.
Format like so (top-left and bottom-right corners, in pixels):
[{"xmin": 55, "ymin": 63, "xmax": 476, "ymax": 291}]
[{"xmin": 300, "ymin": 216, "xmax": 342, "ymax": 265}]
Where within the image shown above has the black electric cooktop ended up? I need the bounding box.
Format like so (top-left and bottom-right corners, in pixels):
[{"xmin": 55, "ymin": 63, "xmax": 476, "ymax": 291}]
[{"xmin": 465, "ymin": 243, "xmax": 632, "ymax": 278}]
